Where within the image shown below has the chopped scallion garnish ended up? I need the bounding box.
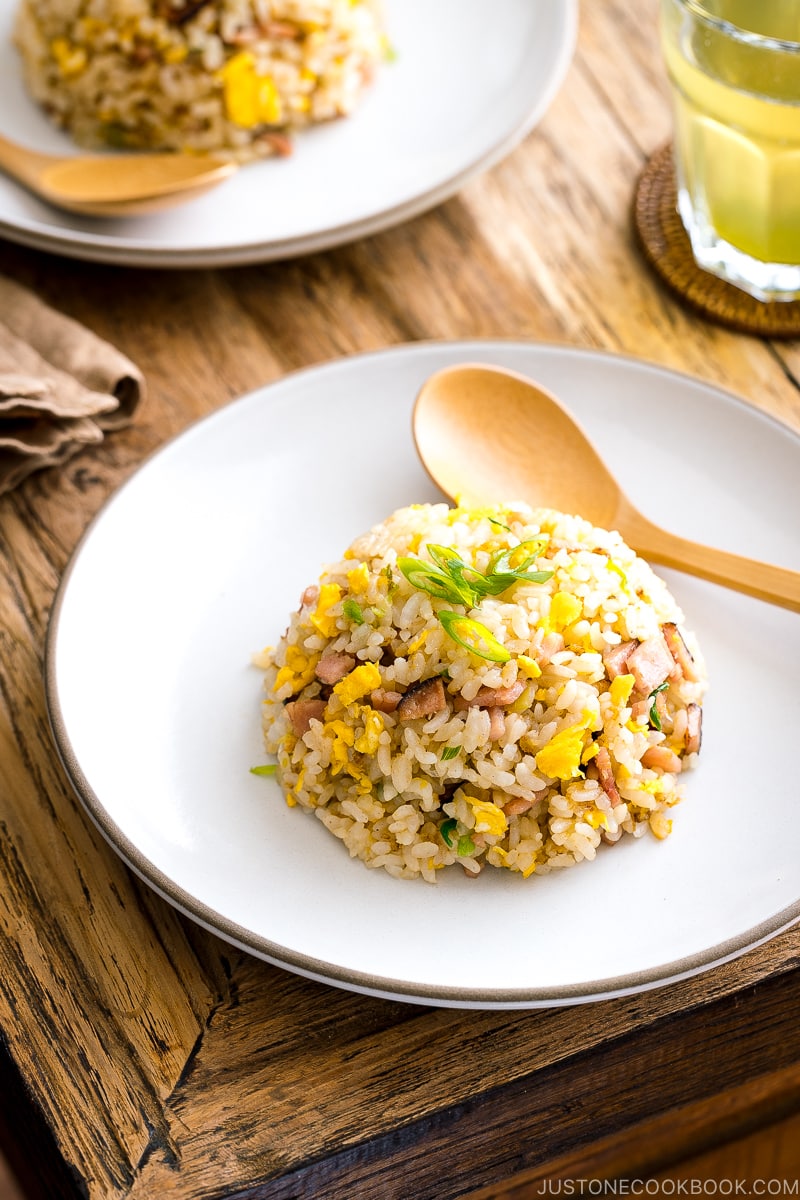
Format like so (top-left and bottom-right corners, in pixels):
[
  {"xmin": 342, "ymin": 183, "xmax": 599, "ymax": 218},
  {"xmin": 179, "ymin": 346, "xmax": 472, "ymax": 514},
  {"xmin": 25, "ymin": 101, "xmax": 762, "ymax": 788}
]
[
  {"xmin": 438, "ymin": 611, "xmax": 511, "ymax": 662},
  {"xmin": 490, "ymin": 538, "xmax": 547, "ymax": 573},
  {"xmin": 440, "ymin": 817, "xmax": 458, "ymax": 847},
  {"xmin": 457, "ymin": 834, "xmax": 476, "ymax": 857},
  {"xmin": 250, "ymin": 764, "xmax": 277, "ymax": 777},
  {"xmin": 342, "ymin": 598, "xmax": 365, "ymax": 625},
  {"xmin": 396, "ymin": 557, "xmax": 473, "ymax": 606},
  {"xmin": 648, "ymin": 682, "xmax": 670, "ymax": 731},
  {"xmin": 481, "ymin": 539, "xmax": 553, "ymax": 594},
  {"xmin": 440, "ymin": 745, "xmax": 461, "ymax": 761},
  {"xmin": 399, "ymin": 540, "xmax": 552, "ymax": 610}
]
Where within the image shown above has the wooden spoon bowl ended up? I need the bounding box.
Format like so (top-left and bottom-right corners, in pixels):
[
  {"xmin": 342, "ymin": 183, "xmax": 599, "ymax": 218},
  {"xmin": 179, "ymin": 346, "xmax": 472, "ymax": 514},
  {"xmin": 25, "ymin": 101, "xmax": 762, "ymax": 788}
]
[
  {"xmin": 413, "ymin": 362, "xmax": 800, "ymax": 613},
  {"xmin": 0, "ymin": 131, "xmax": 238, "ymax": 217}
]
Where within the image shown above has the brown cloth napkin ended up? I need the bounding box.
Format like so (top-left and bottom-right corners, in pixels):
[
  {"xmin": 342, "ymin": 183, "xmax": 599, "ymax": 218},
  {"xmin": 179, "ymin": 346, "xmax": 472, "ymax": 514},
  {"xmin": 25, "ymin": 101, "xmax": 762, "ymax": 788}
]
[{"xmin": 0, "ymin": 275, "xmax": 145, "ymax": 496}]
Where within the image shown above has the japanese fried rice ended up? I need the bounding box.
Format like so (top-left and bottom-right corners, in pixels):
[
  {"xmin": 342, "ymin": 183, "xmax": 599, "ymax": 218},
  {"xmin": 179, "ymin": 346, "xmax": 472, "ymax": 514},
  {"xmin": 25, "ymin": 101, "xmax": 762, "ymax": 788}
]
[
  {"xmin": 255, "ymin": 503, "xmax": 707, "ymax": 883},
  {"xmin": 13, "ymin": 0, "xmax": 385, "ymax": 159}
]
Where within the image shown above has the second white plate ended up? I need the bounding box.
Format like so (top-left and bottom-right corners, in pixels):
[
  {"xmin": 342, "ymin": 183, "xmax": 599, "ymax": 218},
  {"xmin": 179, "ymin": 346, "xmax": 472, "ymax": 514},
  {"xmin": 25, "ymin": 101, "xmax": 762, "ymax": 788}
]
[{"xmin": 0, "ymin": 0, "xmax": 576, "ymax": 266}]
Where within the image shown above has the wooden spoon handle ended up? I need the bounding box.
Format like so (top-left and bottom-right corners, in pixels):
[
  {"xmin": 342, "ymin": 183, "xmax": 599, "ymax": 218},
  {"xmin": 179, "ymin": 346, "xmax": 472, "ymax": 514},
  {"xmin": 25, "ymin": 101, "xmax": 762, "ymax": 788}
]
[{"xmin": 618, "ymin": 505, "xmax": 800, "ymax": 613}]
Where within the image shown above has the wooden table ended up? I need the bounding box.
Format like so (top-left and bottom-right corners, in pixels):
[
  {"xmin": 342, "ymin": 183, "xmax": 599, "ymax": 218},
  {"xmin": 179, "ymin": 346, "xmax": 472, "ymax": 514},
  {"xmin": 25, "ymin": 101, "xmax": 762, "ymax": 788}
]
[{"xmin": 1, "ymin": 1, "xmax": 799, "ymax": 1197}]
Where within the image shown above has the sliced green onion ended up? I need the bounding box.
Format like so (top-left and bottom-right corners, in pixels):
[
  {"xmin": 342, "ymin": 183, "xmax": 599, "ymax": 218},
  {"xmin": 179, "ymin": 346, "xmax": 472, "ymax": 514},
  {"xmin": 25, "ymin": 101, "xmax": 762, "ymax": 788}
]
[
  {"xmin": 424, "ymin": 544, "xmax": 483, "ymax": 605},
  {"xmin": 250, "ymin": 764, "xmax": 277, "ymax": 777},
  {"xmin": 482, "ymin": 568, "xmax": 554, "ymax": 596},
  {"xmin": 342, "ymin": 598, "xmax": 365, "ymax": 625},
  {"xmin": 480, "ymin": 540, "xmax": 553, "ymax": 594},
  {"xmin": 440, "ymin": 745, "xmax": 461, "ymax": 761},
  {"xmin": 648, "ymin": 682, "xmax": 670, "ymax": 731},
  {"xmin": 440, "ymin": 817, "xmax": 458, "ymax": 847},
  {"xmin": 432, "ymin": 549, "xmax": 484, "ymax": 604},
  {"xmin": 457, "ymin": 834, "xmax": 476, "ymax": 857},
  {"xmin": 425, "ymin": 543, "xmax": 462, "ymax": 572},
  {"xmin": 488, "ymin": 517, "xmax": 512, "ymax": 531},
  {"xmin": 438, "ymin": 610, "xmax": 511, "ymax": 662},
  {"xmin": 397, "ymin": 557, "xmax": 471, "ymax": 606},
  {"xmin": 490, "ymin": 538, "xmax": 548, "ymax": 576}
]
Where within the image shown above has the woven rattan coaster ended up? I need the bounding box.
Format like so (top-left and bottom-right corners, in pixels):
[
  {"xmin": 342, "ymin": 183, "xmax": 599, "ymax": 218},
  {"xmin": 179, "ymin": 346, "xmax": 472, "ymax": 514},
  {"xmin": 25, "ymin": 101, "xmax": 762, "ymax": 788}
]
[{"xmin": 633, "ymin": 141, "xmax": 800, "ymax": 339}]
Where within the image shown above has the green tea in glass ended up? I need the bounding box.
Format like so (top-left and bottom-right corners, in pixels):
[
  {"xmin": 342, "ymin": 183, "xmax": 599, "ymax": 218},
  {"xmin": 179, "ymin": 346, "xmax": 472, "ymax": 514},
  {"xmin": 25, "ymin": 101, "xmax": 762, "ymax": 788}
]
[{"xmin": 661, "ymin": 0, "xmax": 800, "ymax": 301}]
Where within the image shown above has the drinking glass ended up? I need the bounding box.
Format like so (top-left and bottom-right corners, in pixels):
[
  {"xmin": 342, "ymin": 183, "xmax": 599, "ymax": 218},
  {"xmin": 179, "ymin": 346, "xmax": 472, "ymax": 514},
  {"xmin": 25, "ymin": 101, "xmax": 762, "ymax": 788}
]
[{"xmin": 660, "ymin": 0, "xmax": 800, "ymax": 302}]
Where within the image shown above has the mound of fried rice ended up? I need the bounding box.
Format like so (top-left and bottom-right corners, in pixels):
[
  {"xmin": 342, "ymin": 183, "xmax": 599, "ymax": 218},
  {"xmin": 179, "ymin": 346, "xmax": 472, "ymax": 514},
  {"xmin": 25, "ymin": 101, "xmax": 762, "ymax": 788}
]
[
  {"xmin": 14, "ymin": 0, "xmax": 385, "ymax": 159},
  {"xmin": 255, "ymin": 503, "xmax": 707, "ymax": 883}
]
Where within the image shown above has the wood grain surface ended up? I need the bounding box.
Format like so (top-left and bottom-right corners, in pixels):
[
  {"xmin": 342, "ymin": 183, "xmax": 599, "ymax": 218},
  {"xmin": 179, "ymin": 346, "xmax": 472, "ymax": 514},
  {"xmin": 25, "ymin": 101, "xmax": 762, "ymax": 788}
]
[{"xmin": 1, "ymin": 1, "xmax": 799, "ymax": 1197}]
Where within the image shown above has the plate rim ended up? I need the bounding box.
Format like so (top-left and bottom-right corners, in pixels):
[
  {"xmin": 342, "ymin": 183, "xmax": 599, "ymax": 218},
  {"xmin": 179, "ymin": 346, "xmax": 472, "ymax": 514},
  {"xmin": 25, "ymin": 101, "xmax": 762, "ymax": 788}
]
[
  {"xmin": 44, "ymin": 339, "xmax": 800, "ymax": 1007},
  {"xmin": 0, "ymin": 0, "xmax": 578, "ymax": 268}
]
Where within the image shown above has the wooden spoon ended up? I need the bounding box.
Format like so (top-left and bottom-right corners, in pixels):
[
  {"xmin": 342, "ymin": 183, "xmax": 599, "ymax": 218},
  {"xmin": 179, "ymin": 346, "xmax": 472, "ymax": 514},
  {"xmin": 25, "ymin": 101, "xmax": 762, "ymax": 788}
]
[
  {"xmin": 0, "ymin": 131, "xmax": 238, "ymax": 217},
  {"xmin": 413, "ymin": 362, "xmax": 800, "ymax": 613}
]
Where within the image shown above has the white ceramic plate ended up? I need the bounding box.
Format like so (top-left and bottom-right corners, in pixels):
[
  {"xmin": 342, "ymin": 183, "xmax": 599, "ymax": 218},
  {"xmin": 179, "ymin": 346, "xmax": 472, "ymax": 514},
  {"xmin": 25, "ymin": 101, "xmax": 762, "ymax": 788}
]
[
  {"xmin": 46, "ymin": 342, "xmax": 800, "ymax": 1008},
  {"xmin": 0, "ymin": 0, "xmax": 576, "ymax": 268}
]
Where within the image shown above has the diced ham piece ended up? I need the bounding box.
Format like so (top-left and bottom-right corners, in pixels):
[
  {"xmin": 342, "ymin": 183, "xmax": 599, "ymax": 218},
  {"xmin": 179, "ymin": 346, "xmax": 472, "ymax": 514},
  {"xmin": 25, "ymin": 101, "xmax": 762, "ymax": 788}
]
[
  {"xmin": 453, "ymin": 680, "xmax": 525, "ymax": 711},
  {"xmin": 259, "ymin": 19, "xmax": 298, "ymax": 37},
  {"xmin": 503, "ymin": 796, "xmax": 533, "ymax": 816},
  {"xmin": 488, "ymin": 707, "xmax": 506, "ymax": 741},
  {"xmin": 299, "ymin": 585, "xmax": 319, "ymax": 610},
  {"xmin": 685, "ymin": 703, "xmax": 703, "ymax": 755},
  {"xmin": 602, "ymin": 640, "xmax": 636, "ymax": 680},
  {"xmin": 595, "ymin": 745, "xmax": 622, "ymax": 807},
  {"xmin": 627, "ymin": 634, "xmax": 675, "ymax": 696},
  {"xmin": 662, "ymin": 622, "xmax": 701, "ymax": 682},
  {"xmin": 315, "ymin": 651, "xmax": 356, "ymax": 685},
  {"xmin": 285, "ymin": 698, "xmax": 326, "ymax": 736},
  {"xmin": 396, "ymin": 677, "xmax": 447, "ymax": 722},
  {"xmin": 641, "ymin": 745, "xmax": 683, "ymax": 774},
  {"xmin": 539, "ymin": 632, "xmax": 565, "ymax": 661},
  {"xmin": 259, "ymin": 131, "xmax": 293, "ymax": 158},
  {"xmin": 370, "ymin": 688, "xmax": 403, "ymax": 714}
]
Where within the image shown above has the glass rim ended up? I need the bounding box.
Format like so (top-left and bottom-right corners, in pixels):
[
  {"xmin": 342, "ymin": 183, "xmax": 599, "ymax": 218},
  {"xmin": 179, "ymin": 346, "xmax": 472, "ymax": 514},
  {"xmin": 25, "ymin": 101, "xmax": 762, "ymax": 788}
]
[{"xmin": 673, "ymin": 0, "xmax": 800, "ymax": 53}]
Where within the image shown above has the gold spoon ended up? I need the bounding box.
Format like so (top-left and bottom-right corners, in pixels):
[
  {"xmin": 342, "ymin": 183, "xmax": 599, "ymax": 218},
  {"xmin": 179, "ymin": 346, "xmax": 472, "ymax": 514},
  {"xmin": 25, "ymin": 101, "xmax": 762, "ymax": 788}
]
[
  {"xmin": 0, "ymin": 131, "xmax": 238, "ymax": 217},
  {"xmin": 413, "ymin": 362, "xmax": 800, "ymax": 613}
]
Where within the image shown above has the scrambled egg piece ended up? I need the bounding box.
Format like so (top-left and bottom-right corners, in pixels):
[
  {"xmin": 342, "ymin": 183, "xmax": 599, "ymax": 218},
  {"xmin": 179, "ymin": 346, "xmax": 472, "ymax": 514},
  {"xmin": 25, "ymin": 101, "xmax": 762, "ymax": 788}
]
[
  {"xmin": 323, "ymin": 717, "xmax": 375, "ymax": 790},
  {"xmin": 610, "ymin": 673, "xmax": 635, "ymax": 707},
  {"xmin": 467, "ymin": 797, "xmax": 508, "ymax": 838},
  {"xmin": 549, "ymin": 591, "xmax": 583, "ymax": 631},
  {"xmin": 273, "ymin": 644, "xmax": 318, "ymax": 693},
  {"xmin": 354, "ymin": 708, "xmax": 385, "ymax": 754},
  {"xmin": 324, "ymin": 719, "xmax": 354, "ymax": 776},
  {"xmin": 517, "ymin": 654, "xmax": 542, "ymax": 680},
  {"xmin": 581, "ymin": 741, "xmax": 599, "ymax": 765},
  {"xmin": 346, "ymin": 563, "xmax": 370, "ymax": 594},
  {"xmin": 220, "ymin": 53, "xmax": 283, "ymax": 128},
  {"xmin": 310, "ymin": 583, "xmax": 342, "ymax": 637},
  {"xmin": 51, "ymin": 38, "xmax": 87, "ymax": 77},
  {"xmin": 333, "ymin": 662, "xmax": 382, "ymax": 707},
  {"xmin": 535, "ymin": 712, "xmax": 594, "ymax": 781}
]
